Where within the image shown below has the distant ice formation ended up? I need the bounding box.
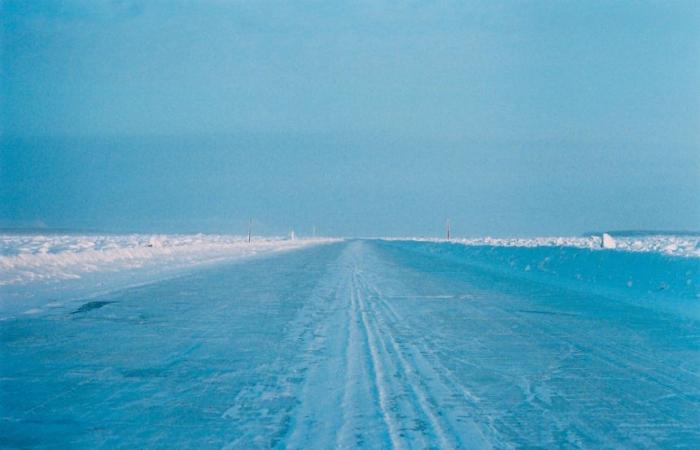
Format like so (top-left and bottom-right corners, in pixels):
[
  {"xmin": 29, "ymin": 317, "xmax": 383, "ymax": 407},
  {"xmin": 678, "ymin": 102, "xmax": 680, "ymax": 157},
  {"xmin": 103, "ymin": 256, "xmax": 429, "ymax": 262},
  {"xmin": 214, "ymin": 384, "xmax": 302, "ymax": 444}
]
[{"xmin": 602, "ymin": 233, "xmax": 617, "ymax": 249}]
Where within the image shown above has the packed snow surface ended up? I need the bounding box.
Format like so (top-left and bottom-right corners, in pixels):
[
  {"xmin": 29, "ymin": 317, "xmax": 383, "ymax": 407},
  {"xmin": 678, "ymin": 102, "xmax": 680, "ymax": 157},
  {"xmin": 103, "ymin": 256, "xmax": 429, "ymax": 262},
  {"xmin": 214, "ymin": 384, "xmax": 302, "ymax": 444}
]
[{"xmin": 1, "ymin": 240, "xmax": 698, "ymax": 448}]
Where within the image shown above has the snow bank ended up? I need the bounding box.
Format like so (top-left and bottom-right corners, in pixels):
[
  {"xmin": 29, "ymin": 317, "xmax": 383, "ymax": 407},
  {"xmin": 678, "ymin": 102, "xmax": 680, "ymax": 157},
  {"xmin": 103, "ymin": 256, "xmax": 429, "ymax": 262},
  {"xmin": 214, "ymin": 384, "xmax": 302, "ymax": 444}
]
[
  {"xmin": 389, "ymin": 234, "xmax": 700, "ymax": 258},
  {"xmin": 378, "ymin": 240, "xmax": 699, "ymax": 316},
  {"xmin": 0, "ymin": 233, "xmax": 337, "ymax": 287}
]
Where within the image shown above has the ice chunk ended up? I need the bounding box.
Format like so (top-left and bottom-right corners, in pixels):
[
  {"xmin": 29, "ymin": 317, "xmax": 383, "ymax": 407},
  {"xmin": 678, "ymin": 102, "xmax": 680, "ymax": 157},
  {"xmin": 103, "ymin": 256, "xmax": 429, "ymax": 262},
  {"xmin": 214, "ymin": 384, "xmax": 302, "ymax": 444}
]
[{"xmin": 602, "ymin": 233, "xmax": 617, "ymax": 249}]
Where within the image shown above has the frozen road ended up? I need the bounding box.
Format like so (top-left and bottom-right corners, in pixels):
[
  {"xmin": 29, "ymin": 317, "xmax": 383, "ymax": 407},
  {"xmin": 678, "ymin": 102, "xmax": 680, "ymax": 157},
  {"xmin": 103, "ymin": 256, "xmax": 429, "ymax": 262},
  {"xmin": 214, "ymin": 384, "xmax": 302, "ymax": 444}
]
[{"xmin": 2, "ymin": 240, "xmax": 699, "ymax": 448}]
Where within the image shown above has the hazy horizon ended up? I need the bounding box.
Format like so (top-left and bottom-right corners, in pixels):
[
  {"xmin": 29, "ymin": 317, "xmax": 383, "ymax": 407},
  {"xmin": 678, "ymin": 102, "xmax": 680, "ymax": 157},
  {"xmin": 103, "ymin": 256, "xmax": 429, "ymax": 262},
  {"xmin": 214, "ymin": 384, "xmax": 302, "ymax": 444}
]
[
  {"xmin": 3, "ymin": 132, "xmax": 698, "ymax": 238},
  {"xmin": 2, "ymin": 1, "xmax": 699, "ymax": 236}
]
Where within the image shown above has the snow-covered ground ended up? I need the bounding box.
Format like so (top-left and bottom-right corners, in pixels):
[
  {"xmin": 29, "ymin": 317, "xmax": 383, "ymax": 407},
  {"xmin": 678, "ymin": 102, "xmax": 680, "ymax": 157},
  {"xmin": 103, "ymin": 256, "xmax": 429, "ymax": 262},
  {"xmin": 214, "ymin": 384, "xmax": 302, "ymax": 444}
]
[
  {"xmin": 0, "ymin": 233, "xmax": 337, "ymax": 286},
  {"xmin": 2, "ymin": 233, "xmax": 696, "ymax": 290},
  {"xmin": 391, "ymin": 234, "xmax": 700, "ymax": 257},
  {"xmin": 1, "ymin": 240, "xmax": 698, "ymax": 448},
  {"xmin": 2, "ymin": 232, "xmax": 695, "ymax": 319},
  {"xmin": 0, "ymin": 233, "xmax": 338, "ymax": 318}
]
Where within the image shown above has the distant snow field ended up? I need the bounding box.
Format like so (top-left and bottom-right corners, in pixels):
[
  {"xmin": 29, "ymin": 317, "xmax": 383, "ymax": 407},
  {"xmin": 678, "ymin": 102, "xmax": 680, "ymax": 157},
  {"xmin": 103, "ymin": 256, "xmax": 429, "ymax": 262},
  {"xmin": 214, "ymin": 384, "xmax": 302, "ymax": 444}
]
[
  {"xmin": 402, "ymin": 234, "xmax": 700, "ymax": 258},
  {"xmin": 0, "ymin": 233, "xmax": 337, "ymax": 287}
]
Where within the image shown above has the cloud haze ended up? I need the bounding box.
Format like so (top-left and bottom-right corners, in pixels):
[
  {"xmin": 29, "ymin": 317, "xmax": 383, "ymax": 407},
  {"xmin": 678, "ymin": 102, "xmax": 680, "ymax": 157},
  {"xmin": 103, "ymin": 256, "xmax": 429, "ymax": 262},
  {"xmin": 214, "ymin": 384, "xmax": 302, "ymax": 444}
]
[{"xmin": 2, "ymin": 1, "xmax": 699, "ymax": 235}]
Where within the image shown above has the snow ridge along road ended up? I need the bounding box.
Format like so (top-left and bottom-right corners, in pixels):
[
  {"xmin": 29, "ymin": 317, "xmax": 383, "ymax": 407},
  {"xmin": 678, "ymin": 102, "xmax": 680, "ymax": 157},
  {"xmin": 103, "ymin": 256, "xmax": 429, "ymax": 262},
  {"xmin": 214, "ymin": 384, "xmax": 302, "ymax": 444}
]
[{"xmin": 2, "ymin": 240, "xmax": 698, "ymax": 448}]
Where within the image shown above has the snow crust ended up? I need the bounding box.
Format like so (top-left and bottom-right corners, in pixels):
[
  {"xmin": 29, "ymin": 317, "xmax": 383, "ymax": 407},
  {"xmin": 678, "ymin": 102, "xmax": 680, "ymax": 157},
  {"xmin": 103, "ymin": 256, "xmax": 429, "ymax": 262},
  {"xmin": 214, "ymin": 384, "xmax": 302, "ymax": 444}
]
[{"xmin": 0, "ymin": 233, "xmax": 337, "ymax": 287}]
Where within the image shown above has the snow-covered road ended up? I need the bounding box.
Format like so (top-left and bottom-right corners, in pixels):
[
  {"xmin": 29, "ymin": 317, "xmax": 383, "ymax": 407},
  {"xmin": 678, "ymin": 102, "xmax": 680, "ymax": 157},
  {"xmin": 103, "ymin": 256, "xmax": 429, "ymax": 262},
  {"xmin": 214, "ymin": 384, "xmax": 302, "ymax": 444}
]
[{"xmin": 2, "ymin": 240, "xmax": 698, "ymax": 448}]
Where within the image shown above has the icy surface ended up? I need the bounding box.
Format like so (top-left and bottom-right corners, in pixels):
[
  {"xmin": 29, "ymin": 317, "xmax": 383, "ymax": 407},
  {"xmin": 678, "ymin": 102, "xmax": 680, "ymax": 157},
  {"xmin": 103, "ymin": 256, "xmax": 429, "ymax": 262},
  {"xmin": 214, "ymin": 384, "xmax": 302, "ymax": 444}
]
[{"xmin": 1, "ymin": 240, "xmax": 699, "ymax": 448}]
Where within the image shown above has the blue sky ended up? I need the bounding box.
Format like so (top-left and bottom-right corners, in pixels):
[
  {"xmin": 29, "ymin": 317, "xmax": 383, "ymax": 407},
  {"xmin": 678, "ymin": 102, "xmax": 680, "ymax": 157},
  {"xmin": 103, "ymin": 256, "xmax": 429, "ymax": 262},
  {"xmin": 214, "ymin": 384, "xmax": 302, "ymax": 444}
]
[{"xmin": 1, "ymin": 1, "xmax": 699, "ymax": 236}]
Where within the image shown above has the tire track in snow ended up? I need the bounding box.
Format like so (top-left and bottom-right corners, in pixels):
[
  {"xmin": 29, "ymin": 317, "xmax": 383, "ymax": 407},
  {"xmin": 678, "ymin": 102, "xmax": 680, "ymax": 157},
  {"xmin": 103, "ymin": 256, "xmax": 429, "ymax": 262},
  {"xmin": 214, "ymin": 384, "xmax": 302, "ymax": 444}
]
[
  {"xmin": 336, "ymin": 268, "xmax": 391, "ymax": 448},
  {"xmin": 351, "ymin": 267, "xmax": 405, "ymax": 449},
  {"xmin": 356, "ymin": 269, "xmax": 462, "ymax": 449},
  {"xmin": 286, "ymin": 241, "xmax": 463, "ymax": 449},
  {"xmin": 347, "ymin": 242, "xmax": 492, "ymax": 449},
  {"xmin": 225, "ymin": 241, "xmax": 493, "ymax": 448},
  {"xmin": 362, "ymin": 278, "xmax": 496, "ymax": 448},
  {"xmin": 284, "ymin": 244, "xmax": 398, "ymax": 449}
]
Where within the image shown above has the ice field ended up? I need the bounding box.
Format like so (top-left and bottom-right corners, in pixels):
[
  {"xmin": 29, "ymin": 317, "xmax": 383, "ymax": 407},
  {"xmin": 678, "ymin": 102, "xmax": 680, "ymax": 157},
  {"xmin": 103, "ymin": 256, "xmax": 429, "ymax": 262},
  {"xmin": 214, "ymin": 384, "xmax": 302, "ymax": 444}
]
[{"xmin": 1, "ymin": 237, "xmax": 699, "ymax": 448}]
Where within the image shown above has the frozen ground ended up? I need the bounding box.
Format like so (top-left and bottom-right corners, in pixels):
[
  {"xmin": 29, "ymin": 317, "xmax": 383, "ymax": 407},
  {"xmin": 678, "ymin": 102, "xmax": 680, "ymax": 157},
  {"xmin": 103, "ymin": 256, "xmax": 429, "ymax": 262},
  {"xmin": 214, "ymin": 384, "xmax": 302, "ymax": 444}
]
[{"xmin": 1, "ymin": 239, "xmax": 699, "ymax": 448}]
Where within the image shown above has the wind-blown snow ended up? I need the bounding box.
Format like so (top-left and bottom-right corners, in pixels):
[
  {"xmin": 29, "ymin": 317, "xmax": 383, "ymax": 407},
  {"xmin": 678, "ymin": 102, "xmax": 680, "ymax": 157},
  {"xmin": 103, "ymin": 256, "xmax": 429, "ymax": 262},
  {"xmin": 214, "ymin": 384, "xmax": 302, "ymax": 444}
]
[{"xmin": 0, "ymin": 234, "xmax": 336, "ymax": 287}]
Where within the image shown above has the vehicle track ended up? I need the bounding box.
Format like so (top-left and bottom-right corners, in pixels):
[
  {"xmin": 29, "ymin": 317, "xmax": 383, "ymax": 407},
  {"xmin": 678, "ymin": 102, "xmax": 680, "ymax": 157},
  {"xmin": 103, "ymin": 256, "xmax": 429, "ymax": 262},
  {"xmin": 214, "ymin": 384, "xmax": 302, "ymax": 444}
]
[{"xmin": 279, "ymin": 241, "xmax": 488, "ymax": 449}]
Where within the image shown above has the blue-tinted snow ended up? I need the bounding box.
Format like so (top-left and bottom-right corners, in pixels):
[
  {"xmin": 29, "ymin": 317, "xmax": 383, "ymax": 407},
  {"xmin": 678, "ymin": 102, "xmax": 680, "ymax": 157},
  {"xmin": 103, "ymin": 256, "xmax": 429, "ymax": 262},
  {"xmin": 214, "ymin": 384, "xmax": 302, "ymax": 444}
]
[
  {"xmin": 1, "ymin": 240, "xmax": 698, "ymax": 448},
  {"xmin": 0, "ymin": 234, "xmax": 335, "ymax": 319}
]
